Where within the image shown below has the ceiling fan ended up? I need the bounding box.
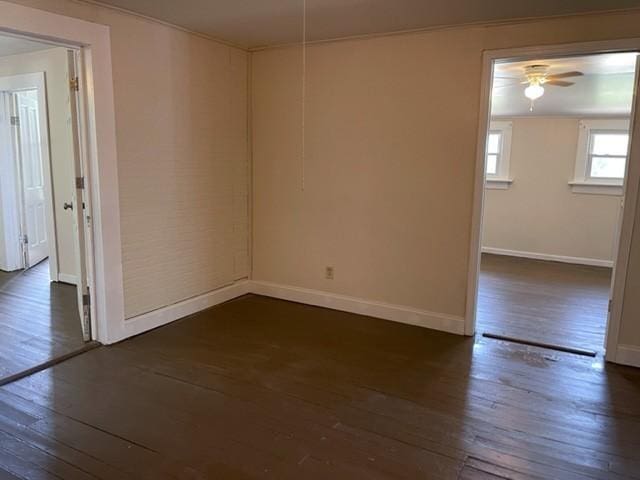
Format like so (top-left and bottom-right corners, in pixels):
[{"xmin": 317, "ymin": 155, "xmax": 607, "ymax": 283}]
[{"xmin": 495, "ymin": 64, "xmax": 583, "ymax": 110}]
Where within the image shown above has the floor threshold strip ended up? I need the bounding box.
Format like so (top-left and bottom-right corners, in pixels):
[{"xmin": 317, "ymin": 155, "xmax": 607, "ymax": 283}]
[
  {"xmin": 0, "ymin": 341, "xmax": 101, "ymax": 387},
  {"xmin": 482, "ymin": 332, "xmax": 597, "ymax": 357}
]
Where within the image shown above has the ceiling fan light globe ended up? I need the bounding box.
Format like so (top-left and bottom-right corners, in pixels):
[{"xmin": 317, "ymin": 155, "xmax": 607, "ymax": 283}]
[{"xmin": 524, "ymin": 84, "xmax": 544, "ymax": 100}]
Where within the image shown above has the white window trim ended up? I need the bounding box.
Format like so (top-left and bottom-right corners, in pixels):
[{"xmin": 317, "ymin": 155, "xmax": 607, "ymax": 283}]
[
  {"xmin": 570, "ymin": 118, "xmax": 629, "ymax": 196},
  {"xmin": 485, "ymin": 120, "xmax": 513, "ymax": 190}
]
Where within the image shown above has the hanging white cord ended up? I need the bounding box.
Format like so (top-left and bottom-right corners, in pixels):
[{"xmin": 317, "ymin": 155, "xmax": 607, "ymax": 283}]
[{"xmin": 301, "ymin": 0, "xmax": 307, "ymax": 191}]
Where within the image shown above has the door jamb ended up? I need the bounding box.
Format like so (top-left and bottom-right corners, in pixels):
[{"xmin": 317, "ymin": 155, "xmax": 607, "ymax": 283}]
[{"xmin": 465, "ymin": 38, "xmax": 640, "ymax": 364}]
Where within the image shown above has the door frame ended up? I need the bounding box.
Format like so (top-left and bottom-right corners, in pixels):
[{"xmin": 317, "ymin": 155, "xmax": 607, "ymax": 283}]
[
  {"xmin": 0, "ymin": 1, "xmax": 125, "ymax": 344},
  {"xmin": 0, "ymin": 72, "xmax": 58, "ymax": 277},
  {"xmin": 465, "ymin": 38, "xmax": 640, "ymax": 364}
]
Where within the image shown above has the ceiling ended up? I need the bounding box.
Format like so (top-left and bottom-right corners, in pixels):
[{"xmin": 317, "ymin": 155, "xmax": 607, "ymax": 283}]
[
  {"xmin": 491, "ymin": 53, "xmax": 637, "ymax": 117},
  {"xmin": 93, "ymin": 0, "xmax": 640, "ymax": 49},
  {"xmin": 0, "ymin": 35, "xmax": 54, "ymax": 57}
]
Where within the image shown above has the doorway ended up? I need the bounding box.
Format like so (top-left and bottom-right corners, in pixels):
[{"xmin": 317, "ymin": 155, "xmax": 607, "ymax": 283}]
[
  {"xmin": 0, "ymin": 33, "xmax": 94, "ymax": 382},
  {"xmin": 467, "ymin": 41, "xmax": 640, "ymax": 362}
]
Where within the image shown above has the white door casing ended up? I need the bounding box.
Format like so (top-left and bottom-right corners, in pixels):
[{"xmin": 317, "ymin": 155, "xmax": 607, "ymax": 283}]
[
  {"xmin": 0, "ymin": 1, "xmax": 124, "ymax": 344},
  {"xmin": 467, "ymin": 39, "xmax": 640, "ymax": 367}
]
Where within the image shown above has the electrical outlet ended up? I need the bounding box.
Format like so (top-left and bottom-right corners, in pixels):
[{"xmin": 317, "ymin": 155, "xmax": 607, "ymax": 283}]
[{"xmin": 325, "ymin": 266, "xmax": 334, "ymax": 280}]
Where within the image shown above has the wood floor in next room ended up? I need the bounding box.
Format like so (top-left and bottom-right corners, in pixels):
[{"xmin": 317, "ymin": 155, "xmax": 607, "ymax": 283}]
[
  {"xmin": 477, "ymin": 253, "xmax": 612, "ymax": 353},
  {"xmin": 0, "ymin": 294, "xmax": 638, "ymax": 479},
  {"xmin": 0, "ymin": 260, "xmax": 85, "ymax": 382}
]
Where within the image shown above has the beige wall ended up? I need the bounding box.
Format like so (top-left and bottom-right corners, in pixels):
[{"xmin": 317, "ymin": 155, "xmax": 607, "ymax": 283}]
[
  {"xmin": 251, "ymin": 10, "xmax": 640, "ymax": 342},
  {"xmin": 7, "ymin": 1, "xmax": 639, "ymax": 349},
  {"xmin": 8, "ymin": 0, "xmax": 250, "ymax": 318},
  {"xmin": 482, "ymin": 117, "xmax": 622, "ymax": 264},
  {"xmin": 0, "ymin": 47, "xmax": 77, "ymax": 279}
]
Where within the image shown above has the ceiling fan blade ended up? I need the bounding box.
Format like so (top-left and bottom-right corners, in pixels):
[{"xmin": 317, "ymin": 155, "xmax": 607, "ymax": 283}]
[
  {"xmin": 546, "ymin": 80, "xmax": 575, "ymax": 87},
  {"xmin": 547, "ymin": 71, "xmax": 583, "ymax": 79}
]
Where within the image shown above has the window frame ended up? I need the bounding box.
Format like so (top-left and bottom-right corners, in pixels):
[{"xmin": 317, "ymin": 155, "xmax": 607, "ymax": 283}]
[
  {"xmin": 485, "ymin": 120, "xmax": 513, "ymax": 189},
  {"xmin": 570, "ymin": 119, "xmax": 630, "ymax": 195},
  {"xmin": 586, "ymin": 130, "xmax": 629, "ymax": 181},
  {"xmin": 485, "ymin": 130, "xmax": 502, "ymax": 176}
]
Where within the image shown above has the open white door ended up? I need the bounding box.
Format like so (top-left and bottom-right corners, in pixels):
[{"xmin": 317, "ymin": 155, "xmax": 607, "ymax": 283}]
[
  {"xmin": 68, "ymin": 51, "xmax": 91, "ymax": 341},
  {"xmin": 0, "ymin": 91, "xmax": 23, "ymax": 272},
  {"xmin": 0, "ymin": 73, "xmax": 57, "ymax": 276},
  {"xmin": 12, "ymin": 90, "xmax": 49, "ymax": 268}
]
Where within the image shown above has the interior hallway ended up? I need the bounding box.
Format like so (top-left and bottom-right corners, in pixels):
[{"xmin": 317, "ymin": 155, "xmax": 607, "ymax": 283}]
[
  {"xmin": 0, "ymin": 260, "xmax": 85, "ymax": 382},
  {"xmin": 0, "ymin": 294, "xmax": 637, "ymax": 478},
  {"xmin": 477, "ymin": 253, "xmax": 612, "ymax": 354}
]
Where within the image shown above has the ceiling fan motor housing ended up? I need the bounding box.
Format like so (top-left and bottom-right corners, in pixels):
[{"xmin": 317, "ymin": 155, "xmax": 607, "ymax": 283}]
[{"xmin": 524, "ymin": 64, "xmax": 550, "ymax": 85}]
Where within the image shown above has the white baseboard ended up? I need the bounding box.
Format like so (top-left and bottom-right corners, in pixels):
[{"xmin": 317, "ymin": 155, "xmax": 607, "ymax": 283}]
[
  {"xmin": 57, "ymin": 273, "xmax": 78, "ymax": 285},
  {"xmin": 112, "ymin": 279, "xmax": 464, "ymax": 344},
  {"xmin": 615, "ymin": 344, "xmax": 640, "ymax": 368},
  {"xmin": 119, "ymin": 280, "xmax": 251, "ymax": 342},
  {"xmin": 111, "ymin": 278, "xmax": 640, "ymax": 369},
  {"xmin": 482, "ymin": 247, "xmax": 613, "ymax": 268},
  {"xmin": 250, "ymin": 280, "xmax": 465, "ymax": 335}
]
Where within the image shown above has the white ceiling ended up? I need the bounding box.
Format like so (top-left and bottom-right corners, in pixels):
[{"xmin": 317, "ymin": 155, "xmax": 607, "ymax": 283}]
[
  {"xmin": 93, "ymin": 0, "xmax": 640, "ymax": 49},
  {"xmin": 491, "ymin": 53, "xmax": 637, "ymax": 117},
  {"xmin": 0, "ymin": 35, "xmax": 54, "ymax": 57}
]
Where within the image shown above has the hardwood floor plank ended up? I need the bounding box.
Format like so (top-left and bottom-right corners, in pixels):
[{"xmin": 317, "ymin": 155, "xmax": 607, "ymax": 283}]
[
  {"xmin": 0, "ymin": 293, "xmax": 636, "ymax": 478},
  {"xmin": 0, "ymin": 261, "xmax": 85, "ymax": 383},
  {"xmin": 478, "ymin": 254, "xmax": 611, "ymax": 353}
]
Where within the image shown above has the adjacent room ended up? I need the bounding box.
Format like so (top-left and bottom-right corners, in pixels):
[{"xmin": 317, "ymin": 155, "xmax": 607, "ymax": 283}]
[
  {"xmin": 0, "ymin": 1, "xmax": 640, "ymax": 479},
  {"xmin": 0, "ymin": 33, "xmax": 90, "ymax": 382},
  {"xmin": 477, "ymin": 52, "xmax": 636, "ymax": 355}
]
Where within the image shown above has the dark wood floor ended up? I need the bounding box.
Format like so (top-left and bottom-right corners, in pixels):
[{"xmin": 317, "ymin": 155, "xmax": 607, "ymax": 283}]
[
  {"xmin": 0, "ymin": 294, "xmax": 638, "ymax": 479},
  {"xmin": 0, "ymin": 260, "xmax": 85, "ymax": 381},
  {"xmin": 477, "ymin": 253, "xmax": 612, "ymax": 354}
]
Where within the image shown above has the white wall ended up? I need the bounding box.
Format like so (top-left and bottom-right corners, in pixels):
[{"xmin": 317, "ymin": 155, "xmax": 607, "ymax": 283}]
[
  {"xmin": 251, "ymin": 9, "xmax": 640, "ymax": 351},
  {"xmin": 7, "ymin": 0, "xmax": 640, "ymax": 358},
  {"xmin": 0, "ymin": 47, "xmax": 77, "ymax": 279},
  {"xmin": 8, "ymin": 0, "xmax": 250, "ymax": 319},
  {"xmin": 482, "ymin": 117, "xmax": 622, "ymax": 265}
]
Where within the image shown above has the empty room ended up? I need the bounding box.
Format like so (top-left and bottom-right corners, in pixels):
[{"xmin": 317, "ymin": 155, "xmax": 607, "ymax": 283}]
[
  {"xmin": 0, "ymin": 1, "xmax": 640, "ymax": 479},
  {"xmin": 477, "ymin": 52, "xmax": 636, "ymax": 356}
]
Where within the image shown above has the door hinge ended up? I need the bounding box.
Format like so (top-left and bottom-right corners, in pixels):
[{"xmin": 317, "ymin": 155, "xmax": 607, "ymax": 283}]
[
  {"xmin": 21, "ymin": 234, "xmax": 29, "ymax": 269},
  {"xmin": 82, "ymin": 292, "xmax": 91, "ymax": 339},
  {"xmin": 70, "ymin": 76, "xmax": 80, "ymax": 91},
  {"xmin": 76, "ymin": 176, "xmax": 85, "ymax": 189},
  {"xmin": 10, "ymin": 115, "xmax": 19, "ymax": 126},
  {"xmin": 608, "ymin": 299, "xmax": 612, "ymax": 313}
]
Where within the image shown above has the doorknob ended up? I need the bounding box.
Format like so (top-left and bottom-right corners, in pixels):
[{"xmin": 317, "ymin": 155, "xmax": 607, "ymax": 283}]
[{"xmin": 63, "ymin": 202, "xmax": 73, "ymax": 211}]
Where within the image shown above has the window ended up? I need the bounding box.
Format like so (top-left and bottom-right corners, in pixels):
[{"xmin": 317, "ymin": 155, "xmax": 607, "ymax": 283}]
[
  {"xmin": 486, "ymin": 131, "xmax": 501, "ymax": 176},
  {"xmin": 485, "ymin": 121, "xmax": 512, "ymax": 189},
  {"xmin": 571, "ymin": 119, "xmax": 630, "ymax": 195},
  {"xmin": 588, "ymin": 132, "xmax": 628, "ymax": 180}
]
